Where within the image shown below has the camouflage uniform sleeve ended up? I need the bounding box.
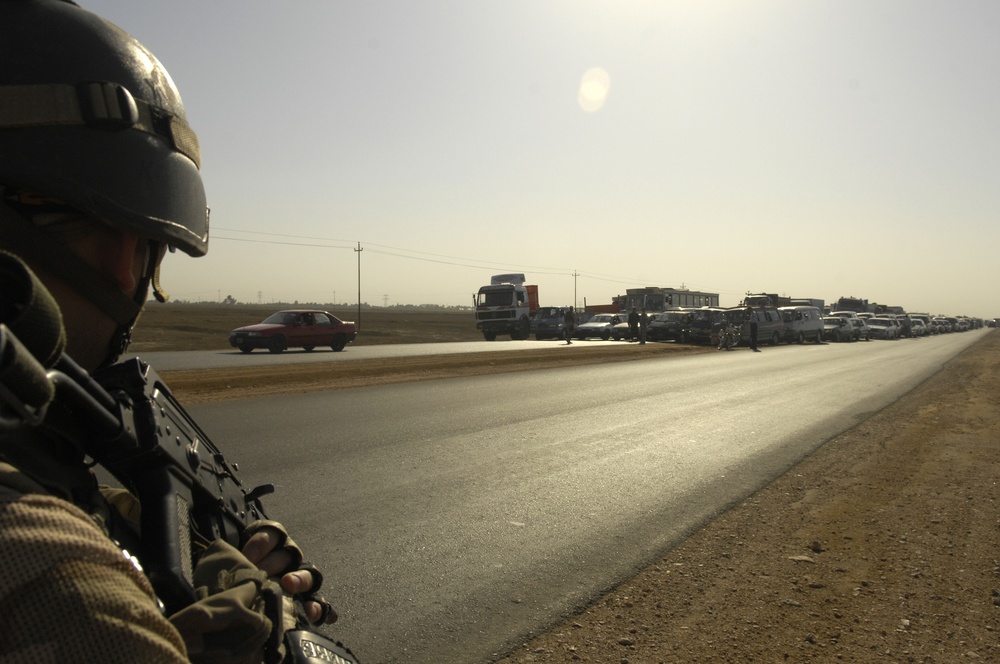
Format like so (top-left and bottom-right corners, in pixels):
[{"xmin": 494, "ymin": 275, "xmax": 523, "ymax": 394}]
[{"xmin": 0, "ymin": 484, "xmax": 189, "ymax": 663}]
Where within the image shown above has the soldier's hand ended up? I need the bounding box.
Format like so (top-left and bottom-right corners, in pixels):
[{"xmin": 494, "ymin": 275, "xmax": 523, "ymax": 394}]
[{"xmin": 241, "ymin": 521, "xmax": 337, "ymax": 625}]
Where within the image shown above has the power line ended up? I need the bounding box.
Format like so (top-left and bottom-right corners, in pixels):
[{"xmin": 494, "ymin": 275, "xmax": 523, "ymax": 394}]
[
  {"xmin": 212, "ymin": 235, "xmax": 354, "ymax": 250},
  {"xmin": 210, "ymin": 228, "xmax": 716, "ymax": 293}
]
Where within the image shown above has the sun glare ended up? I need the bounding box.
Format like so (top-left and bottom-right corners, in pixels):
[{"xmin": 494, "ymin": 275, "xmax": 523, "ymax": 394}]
[{"xmin": 578, "ymin": 67, "xmax": 611, "ymax": 113}]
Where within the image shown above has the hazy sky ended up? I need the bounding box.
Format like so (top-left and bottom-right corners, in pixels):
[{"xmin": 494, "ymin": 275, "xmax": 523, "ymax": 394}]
[{"xmin": 85, "ymin": 0, "xmax": 998, "ymax": 316}]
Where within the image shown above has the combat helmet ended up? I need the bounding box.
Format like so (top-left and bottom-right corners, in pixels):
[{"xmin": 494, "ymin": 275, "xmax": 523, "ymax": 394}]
[{"xmin": 0, "ymin": 0, "xmax": 209, "ymax": 361}]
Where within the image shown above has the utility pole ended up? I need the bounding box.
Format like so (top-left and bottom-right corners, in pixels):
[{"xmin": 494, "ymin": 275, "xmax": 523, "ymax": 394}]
[
  {"xmin": 572, "ymin": 271, "xmax": 579, "ymax": 309},
  {"xmin": 354, "ymin": 242, "xmax": 363, "ymax": 331}
]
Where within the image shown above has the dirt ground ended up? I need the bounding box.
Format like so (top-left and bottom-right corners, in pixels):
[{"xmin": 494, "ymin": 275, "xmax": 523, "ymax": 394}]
[{"xmin": 132, "ymin": 308, "xmax": 1000, "ymax": 662}]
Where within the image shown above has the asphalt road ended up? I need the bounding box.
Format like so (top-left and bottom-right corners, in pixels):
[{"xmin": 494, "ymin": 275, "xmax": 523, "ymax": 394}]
[
  {"xmin": 125, "ymin": 338, "xmax": 630, "ymax": 371},
  {"xmin": 185, "ymin": 331, "xmax": 985, "ymax": 663}
]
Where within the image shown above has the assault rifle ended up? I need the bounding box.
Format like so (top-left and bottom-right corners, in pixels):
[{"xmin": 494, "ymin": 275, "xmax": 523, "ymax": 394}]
[{"xmin": 0, "ymin": 252, "xmax": 358, "ymax": 664}]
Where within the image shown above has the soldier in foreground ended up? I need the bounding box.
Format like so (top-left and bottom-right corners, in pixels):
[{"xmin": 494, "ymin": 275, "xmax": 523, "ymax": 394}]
[{"xmin": 0, "ymin": 1, "xmax": 343, "ymax": 661}]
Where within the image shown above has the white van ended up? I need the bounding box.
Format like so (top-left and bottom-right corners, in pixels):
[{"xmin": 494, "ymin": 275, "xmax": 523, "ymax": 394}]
[{"xmin": 778, "ymin": 306, "xmax": 824, "ymax": 344}]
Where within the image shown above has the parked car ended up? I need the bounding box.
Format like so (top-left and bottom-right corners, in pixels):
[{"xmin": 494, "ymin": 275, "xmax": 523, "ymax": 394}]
[
  {"xmin": 229, "ymin": 309, "xmax": 357, "ymax": 353},
  {"xmin": 822, "ymin": 316, "xmax": 854, "ymax": 342},
  {"xmin": 721, "ymin": 305, "xmax": 784, "ymax": 347},
  {"xmin": 909, "ymin": 314, "xmax": 934, "ymax": 334},
  {"xmin": 646, "ymin": 310, "xmax": 694, "ymax": 342},
  {"xmin": 531, "ymin": 306, "xmax": 570, "ymax": 340},
  {"xmin": 932, "ymin": 317, "xmax": 952, "ymax": 333},
  {"xmin": 866, "ymin": 317, "xmax": 899, "ymax": 340},
  {"xmin": 778, "ymin": 305, "xmax": 824, "ymax": 344},
  {"xmin": 685, "ymin": 308, "xmax": 727, "ymax": 345},
  {"xmin": 575, "ymin": 313, "xmax": 621, "ymax": 340},
  {"xmin": 746, "ymin": 305, "xmax": 785, "ymax": 346},
  {"xmin": 910, "ymin": 319, "xmax": 927, "ymax": 336},
  {"xmin": 610, "ymin": 317, "xmax": 635, "ymax": 341},
  {"xmin": 850, "ymin": 317, "xmax": 871, "ymax": 341},
  {"xmin": 716, "ymin": 308, "xmax": 752, "ymax": 348}
]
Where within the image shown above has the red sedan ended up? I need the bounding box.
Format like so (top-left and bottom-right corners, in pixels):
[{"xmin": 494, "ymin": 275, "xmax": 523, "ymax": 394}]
[{"xmin": 228, "ymin": 310, "xmax": 357, "ymax": 353}]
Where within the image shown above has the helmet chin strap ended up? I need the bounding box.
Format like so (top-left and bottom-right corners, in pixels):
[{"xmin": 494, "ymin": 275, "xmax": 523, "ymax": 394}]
[{"xmin": 0, "ymin": 199, "xmax": 150, "ymax": 368}]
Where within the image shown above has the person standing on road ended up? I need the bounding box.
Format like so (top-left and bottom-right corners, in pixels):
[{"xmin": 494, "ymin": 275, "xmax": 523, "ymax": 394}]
[
  {"xmin": 747, "ymin": 305, "xmax": 760, "ymax": 352},
  {"xmin": 639, "ymin": 308, "xmax": 649, "ymax": 344},
  {"xmin": 563, "ymin": 307, "xmax": 576, "ymax": 344},
  {"xmin": 628, "ymin": 306, "xmax": 640, "ymax": 342}
]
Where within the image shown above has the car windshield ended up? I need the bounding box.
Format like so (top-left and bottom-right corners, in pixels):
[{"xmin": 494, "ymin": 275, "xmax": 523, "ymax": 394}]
[
  {"xmin": 868, "ymin": 319, "xmax": 890, "ymax": 327},
  {"xmin": 261, "ymin": 312, "xmax": 297, "ymax": 325},
  {"xmin": 534, "ymin": 307, "xmax": 562, "ymax": 318},
  {"xmin": 589, "ymin": 315, "xmax": 612, "ymax": 323},
  {"xmin": 823, "ymin": 318, "xmax": 843, "ymax": 325}
]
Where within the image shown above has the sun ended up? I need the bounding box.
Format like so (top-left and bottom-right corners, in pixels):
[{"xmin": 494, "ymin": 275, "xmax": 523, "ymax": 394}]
[{"xmin": 578, "ymin": 67, "xmax": 611, "ymax": 113}]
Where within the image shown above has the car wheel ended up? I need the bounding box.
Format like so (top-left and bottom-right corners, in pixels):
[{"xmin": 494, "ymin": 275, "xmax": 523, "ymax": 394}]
[
  {"xmin": 796, "ymin": 332, "xmax": 805, "ymax": 345},
  {"xmin": 483, "ymin": 331, "xmax": 497, "ymax": 341},
  {"xmin": 601, "ymin": 331, "xmax": 610, "ymax": 341},
  {"xmin": 238, "ymin": 344, "xmax": 254, "ymax": 354},
  {"xmin": 303, "ymin": 345, "xmax": 315, "ymax": 352},
  {"xmin": 267, "ymin": 336, "xmax": 286, "ymax": 354},
  {"xmin": 331, "ymin": 335, "xmax": 348, "ymax": 352},
  {"xmin": 770, "ymin": 332, "xmax": 780, "ymax": 346}
]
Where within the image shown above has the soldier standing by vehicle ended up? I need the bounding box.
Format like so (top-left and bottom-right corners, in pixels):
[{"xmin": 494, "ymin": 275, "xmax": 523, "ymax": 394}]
[
  {"xmin": 628, "ymin": 306, "xmax": 640, "ymax": 341},
  {"xmin": 0, "ymin": 2, "xmax": 336, "ymax": 661},
  {"xmin": 563, "ymin": 306, "xmax": 576, "ymax": 344},
  {"xmin": 747, "ymin": 305, "xmax": 760, "ymax": 352}
]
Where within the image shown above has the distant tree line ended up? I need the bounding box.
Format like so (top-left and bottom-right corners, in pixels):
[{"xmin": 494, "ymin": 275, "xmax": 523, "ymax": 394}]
[{"xmin": 169, "ymin": 298, "xmax": 472, "ymax": 313}]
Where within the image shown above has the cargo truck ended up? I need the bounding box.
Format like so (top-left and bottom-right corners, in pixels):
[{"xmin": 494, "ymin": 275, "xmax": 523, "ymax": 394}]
[{"xmin": 473, "ymin": 273, "xmax": 538, "ymax": 340}]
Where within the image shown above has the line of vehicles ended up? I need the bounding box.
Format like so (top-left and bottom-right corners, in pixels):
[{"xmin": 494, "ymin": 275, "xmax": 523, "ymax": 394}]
[
  {"xmin": 472, "ymin": 276, "xmax": 988, "ymax": 348},
  {"xmin": 565, "ymin": 304, "xmax": 983, "ymax": 347}
]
